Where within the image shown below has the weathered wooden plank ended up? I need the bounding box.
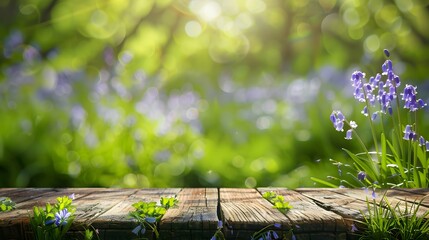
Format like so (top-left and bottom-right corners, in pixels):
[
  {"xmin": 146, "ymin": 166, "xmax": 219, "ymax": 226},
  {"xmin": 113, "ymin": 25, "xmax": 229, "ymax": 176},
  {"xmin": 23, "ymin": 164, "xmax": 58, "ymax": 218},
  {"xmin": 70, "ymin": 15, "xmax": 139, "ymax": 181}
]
[
  {"xmin": 0, "ymin": 188, "xmax": 29, "ymax": 200},
  {"xmin": 72, "ymin": 188, "xmax": 138, "ymax": 227},
  {"xmin": 1, "ymin": 188, "xmax": 429, "ymax": 240},
  {"xmin": 159, "ymin": 188, "xmax": 218, "ymax": 240},
  {"xmin": 332, "ymin": 188, "xmax": 429, "ymax": 219},
  {"xmin": 296, "ymin": 188, "xmax": 369, "ymax": 220},
  {"xmin": 258, "ymin": 188, "xmax": 346, "ymax": 234},
  {"xmin": 220, "ymin": 188, "xmax": 290, "ymax": 239},
  {"xmin": 0, "ymin": 188, "xmax": 78, "ymax": 240},
  {"xmin": 95, "ymin": 188, "xmax": 181, "ymax": 240},
  {"xmin": 97, "ymin": 188, "xmax": 181, "ymax": 227}
]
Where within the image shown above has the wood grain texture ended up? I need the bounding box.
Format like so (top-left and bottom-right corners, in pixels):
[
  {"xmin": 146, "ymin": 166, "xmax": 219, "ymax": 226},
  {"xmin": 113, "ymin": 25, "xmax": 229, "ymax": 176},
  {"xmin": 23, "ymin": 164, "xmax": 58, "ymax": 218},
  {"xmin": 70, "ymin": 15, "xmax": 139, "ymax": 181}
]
[
  {"xmin": 1, "ymin": 188, "xmax": 429, "ymax": 240},
  {"xmin": 159, "ymin": 188, "xmax": 218, "ymax": 240},
  {"xmin": 219, "ymin": 188, "xmax": 291, "ymax": 239},
  {"xmin": 258, "ymin": 188, "xmax": 345, "ymax": 233}
]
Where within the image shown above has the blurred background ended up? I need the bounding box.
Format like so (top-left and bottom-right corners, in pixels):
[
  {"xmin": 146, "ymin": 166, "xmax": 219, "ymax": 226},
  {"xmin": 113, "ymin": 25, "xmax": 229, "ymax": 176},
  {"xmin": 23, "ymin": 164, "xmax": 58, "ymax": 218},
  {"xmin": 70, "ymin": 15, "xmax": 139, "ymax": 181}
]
[{"xmin": 0, "ymin": 0, "xmax": 428, "ymax": 188}]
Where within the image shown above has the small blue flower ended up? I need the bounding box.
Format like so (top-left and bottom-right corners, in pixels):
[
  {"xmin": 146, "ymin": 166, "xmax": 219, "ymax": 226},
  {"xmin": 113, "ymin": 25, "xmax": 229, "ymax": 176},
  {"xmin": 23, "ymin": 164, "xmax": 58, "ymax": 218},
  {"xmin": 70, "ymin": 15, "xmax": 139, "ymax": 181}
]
[
  {"xmin": 402, "ymin": 84, "xmax": 427, "ymax": 112},
  {"xmin": 351, "ymin": 223, "xmax": 358, "ymax": 232},
  {"xmin": 55, "ymin": 209, "xmax": 71, "ymax": 227},
  {"xmin": 371, "ymin": 112, "xmax": 378, "ymax": 121},
  {"xmin": 145, "ymin": 217, "xmax": 156, "ymax": 224},
  {"xmin": 217, "ymin": 220, "xmax": 223, "ymax": 229},
  {"xmin": 45, "ymin": 219, "xmax": 55, "ymax": 226},
  {"xmin": 273, "ymin": 223, "xmax": 281, "ymax": 229},
  {"xmin": 403, "ymin": 125, "xmax": 416, "ymax": 141},
  {"xmin": 345, "ymin": 129, "xmax": 353, "ymax": 140},
  {"xmin": 361, "ymin": 106, "xmax": 368, "ymax": 116},
  {"xmin": 330, "ymin": 111, "xmax": 345, "ymax": 132},
  {"xmin": 132, "ymin": 225, "xmax": 146, "ymax": 236},
  {"xmin": 271, "ymin": 230, "xmax": 279, "ymax": 239},
  {"xmin": 357, "ymin": 171, "xmax": 366, "ymax": 181},
  {"xmin": 384, "ymin": 49, "xmax": 390, "ymax": 57},
  {"xmin": 68, "ymin": 193, "xmax": 75, "ymax": 200},
  {"xmin": 371, "ymin": 189, "xmax": 377, "ymax": 199},
  {"xmin": 419, "ymin": 136, "xmax": 425, "ymax": 146}
]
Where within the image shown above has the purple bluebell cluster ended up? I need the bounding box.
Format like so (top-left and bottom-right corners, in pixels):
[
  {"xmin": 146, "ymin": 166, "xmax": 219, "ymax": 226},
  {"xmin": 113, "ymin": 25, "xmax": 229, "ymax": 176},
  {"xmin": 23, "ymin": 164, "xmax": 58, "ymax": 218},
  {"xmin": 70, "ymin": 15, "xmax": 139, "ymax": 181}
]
[
  {"xmin": 401, "ymin": 84, "xmax": 427, "ymax": 112},
  {"xmin": 330, "ymin": 111, "xmax": 357, "ymax": 140},
  {"xmin": 403, "ymin": 125, "xmax": 429, "ymax": 148},
  {"xmin": 349, "ymin": 48, "xmax": 426, "ymax": 122},
  {"xmin": 332, "ymin": 49, "xmax": 428, "ymax": 147},
  {"xmin": 351, "ymin": 58, "xmax": 400, "ymax": 119}
]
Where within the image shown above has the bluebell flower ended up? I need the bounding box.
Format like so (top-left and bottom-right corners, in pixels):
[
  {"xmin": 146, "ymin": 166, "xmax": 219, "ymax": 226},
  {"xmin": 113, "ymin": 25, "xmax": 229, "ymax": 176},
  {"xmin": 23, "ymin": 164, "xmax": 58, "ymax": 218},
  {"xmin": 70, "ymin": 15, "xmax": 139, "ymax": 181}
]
[
  {"xmin": 402, "ymin": 85, "xmax": 427, "ymax": 112},
  {"xmin": 426, "ymin": 141, "xmax": 429, "ymax": 151},
  {"xmin": 45, "ymin": 219, "xmax": 55, "ymax": 225},
  {"xmin": 145, "ymin": 217, "xmax": 156, "ymax": 223},
  {"xmin": 55, "ymin": 209, "xmax": 71, "ymax": 227},
  {"xmin": 330, "ymin": 111, "xmax": 345, "ymax": 132},
  {"xmin": 271, "ymin": 230, "xmax": 279, "ymax": 239},
  {"xmin": 132, "ymin": 225, "xmax": 146, "ymax": 236},
  {"xmin": 382, "ymin": 60, "xmax": 393, "ymax": 75},
  {"xmin": 361, "ymin": 106, "xmax": 368, "ymax": 116},
  {"xmin": 273, "ymin": 223, "xmax": 281, "ymax": 228},
  {"xmin": 357, "ymin": 171, "xmax": 366, "ymax": 181},
  {"xmin": 419, "ymin": 136, "xmax": 425, "ymax": 146},
  {"xmin": 217, "ymin": 220, "xmax": 223, "ymax": 229},
  {"xmin": 345, "ymin": 129, "xmax": 353, "ymax": 140},
  {"xmin": 371, "ymin": 189, "xmax": 377, "ymax": 199},
  {"xmin": 384, "ymin": 49, "xmax": 390, "ymax": 57},
  {"xmin": 403, "ymin": 125, "xmax": 416, "ymax": 141},
  {"xmin": 68, "ymin": 193, "xmax": 75, "ymax": 200},
  {"xmin": 351, "ymin": 223, "xmax": 358, "ymax": 232}
]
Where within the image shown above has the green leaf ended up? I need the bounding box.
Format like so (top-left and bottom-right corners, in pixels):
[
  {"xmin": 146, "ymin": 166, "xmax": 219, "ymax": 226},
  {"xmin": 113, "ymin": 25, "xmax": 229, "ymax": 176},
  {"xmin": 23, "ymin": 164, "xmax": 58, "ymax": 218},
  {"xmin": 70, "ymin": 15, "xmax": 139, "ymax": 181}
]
[{"xmin": 310, "ymin": 177, "xmax": 338, "ymax": 188}]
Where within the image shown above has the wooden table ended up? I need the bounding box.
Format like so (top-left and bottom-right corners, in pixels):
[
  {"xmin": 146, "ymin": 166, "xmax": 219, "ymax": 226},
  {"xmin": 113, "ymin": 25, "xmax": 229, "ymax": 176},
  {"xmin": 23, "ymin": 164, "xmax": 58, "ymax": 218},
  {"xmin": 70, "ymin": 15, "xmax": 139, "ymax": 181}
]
[{"xmin": 1, "ymin": 188, "xmax": 429, "ymax": 240}]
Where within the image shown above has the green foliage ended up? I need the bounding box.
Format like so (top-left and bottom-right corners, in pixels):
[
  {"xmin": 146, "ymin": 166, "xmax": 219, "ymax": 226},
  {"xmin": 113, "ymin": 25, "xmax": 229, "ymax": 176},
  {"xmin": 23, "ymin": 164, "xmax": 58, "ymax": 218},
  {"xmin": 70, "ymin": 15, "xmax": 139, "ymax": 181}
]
[
  {"xmin": 30, "ymin": 195, "xmax": 76, "ymax": 240},
  {"xmin": 1, "ymin": 1, "xmax": 429, "ymax": 188},
  {"xmin": 262, "ymin": 191, "xmax": 293, "ymax": 213},
  {"xmin": 0, "ymin": 197, "xmax": 16, "ymax": 212},
  {"xmin": 129, "ymin": 196, "xmax": 178, "ymax": 239},
  {"xmin": 321, "ymin": 50, "xmax": 429, "ymax": 189},
  {"xmin": 84, "ymin": 229, "xmax": 94, "ymax": 240},
  {"xmin": 357, "ymin": 196, "xmax": 429, "ymax": 240}
]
